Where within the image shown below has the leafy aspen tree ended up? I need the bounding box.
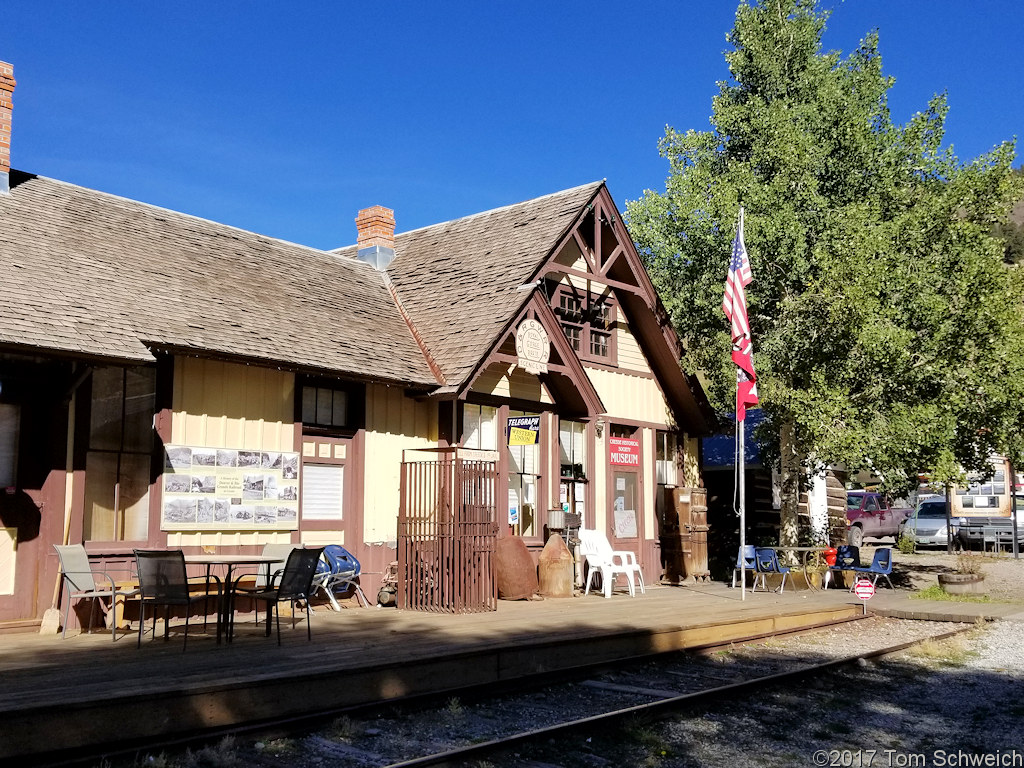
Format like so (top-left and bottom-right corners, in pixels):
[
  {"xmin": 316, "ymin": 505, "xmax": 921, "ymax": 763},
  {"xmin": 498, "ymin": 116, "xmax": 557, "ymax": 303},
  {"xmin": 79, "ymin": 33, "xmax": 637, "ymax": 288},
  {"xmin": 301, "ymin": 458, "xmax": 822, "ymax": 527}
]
[{"xmin": 627, "ymin": 0, "xmax": 1024, "ymax": 545}]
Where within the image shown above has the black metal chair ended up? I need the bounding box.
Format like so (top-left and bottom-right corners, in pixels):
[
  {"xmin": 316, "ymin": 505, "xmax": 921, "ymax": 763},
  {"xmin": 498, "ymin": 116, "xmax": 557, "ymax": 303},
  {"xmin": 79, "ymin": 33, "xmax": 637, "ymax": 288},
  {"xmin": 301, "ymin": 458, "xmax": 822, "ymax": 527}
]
[
  {"xmin": 133, "ymin": 549, "xmax": 221, "ymax": 650},
  {"xmin": 230, "ymin": 547, "xmax": 324, "ymax": 645}
]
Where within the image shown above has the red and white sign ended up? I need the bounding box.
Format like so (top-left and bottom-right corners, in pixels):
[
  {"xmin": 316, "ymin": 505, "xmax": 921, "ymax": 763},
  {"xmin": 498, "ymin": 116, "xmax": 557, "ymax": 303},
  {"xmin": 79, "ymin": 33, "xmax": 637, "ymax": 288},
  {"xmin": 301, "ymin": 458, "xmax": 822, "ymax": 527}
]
[
  {"xmin": 854, "ymin": 579, "xmax": 875, "ymax": 601},
  {"xmin": 609, "ymin": 437, "xmax": 640, "ymax": 467}
]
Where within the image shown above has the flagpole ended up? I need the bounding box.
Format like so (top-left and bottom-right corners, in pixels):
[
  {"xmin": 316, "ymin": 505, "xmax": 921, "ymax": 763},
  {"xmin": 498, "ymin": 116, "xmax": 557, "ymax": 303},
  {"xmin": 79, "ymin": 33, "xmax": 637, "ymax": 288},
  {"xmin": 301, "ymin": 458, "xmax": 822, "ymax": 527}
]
[
  {"xmin": 738, "ymin": 367, "xmax": 746, "ymax": 601},
  {"xmin": 724, "ymin": 205, "xmax": 754, "ymax": 602}
]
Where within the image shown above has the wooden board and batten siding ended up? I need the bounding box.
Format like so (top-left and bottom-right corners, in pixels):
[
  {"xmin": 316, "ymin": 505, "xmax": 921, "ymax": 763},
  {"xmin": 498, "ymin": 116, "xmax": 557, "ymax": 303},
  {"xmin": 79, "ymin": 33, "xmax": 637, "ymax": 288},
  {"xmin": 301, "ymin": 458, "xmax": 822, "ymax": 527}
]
[
  {"xmin": 471, "ymin": 363, "xmax": 554, "ymax": 403},
  {"xmin": 172, "ymin": 358, "xmax": 294, "ymax": 451},
  {"xmin": 363, "ymin": 383, "xmax": 438, "ymax": 544},
  {"xmin": 587, "ymin": 367, "xmax": 670, "ymax": 427},
  {"xmin": 167, "ymin": 357, "xmax": 296, "ymax": 549}
]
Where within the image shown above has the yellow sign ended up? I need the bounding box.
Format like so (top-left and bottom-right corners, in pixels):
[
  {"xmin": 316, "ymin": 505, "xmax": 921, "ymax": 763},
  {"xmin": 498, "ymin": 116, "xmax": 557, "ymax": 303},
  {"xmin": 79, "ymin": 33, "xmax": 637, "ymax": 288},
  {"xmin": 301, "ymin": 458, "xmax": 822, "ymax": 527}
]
[{"xmin": 508, "ymin": 427, "xmax": 538, "ymax": 446}]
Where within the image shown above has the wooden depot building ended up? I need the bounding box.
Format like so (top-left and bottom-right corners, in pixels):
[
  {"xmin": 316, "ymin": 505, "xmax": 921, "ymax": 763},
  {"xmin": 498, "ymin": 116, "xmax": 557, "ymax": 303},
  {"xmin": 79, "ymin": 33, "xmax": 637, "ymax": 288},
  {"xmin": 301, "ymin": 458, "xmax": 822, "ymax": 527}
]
[{"xmin": 0, "ymin": 61, "xmax": 713, "ymax": 628}]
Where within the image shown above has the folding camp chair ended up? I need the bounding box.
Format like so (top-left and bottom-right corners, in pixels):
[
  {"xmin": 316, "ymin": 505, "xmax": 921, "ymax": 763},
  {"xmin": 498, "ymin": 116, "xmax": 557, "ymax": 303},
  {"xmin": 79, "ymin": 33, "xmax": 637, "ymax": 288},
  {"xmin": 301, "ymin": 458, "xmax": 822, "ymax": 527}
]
[{"xmin": 313, "ymin": 544, "xmax": 370, "ymax": 609}]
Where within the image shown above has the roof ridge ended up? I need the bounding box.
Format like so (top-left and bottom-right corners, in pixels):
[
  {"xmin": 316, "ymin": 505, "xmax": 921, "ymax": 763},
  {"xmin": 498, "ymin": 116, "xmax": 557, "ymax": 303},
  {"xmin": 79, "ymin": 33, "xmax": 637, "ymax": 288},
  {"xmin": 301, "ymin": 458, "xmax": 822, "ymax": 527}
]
[
  {"xmin": 14, "ymin": 169, "xmax": 374, "ymax": 269},
  {"xmin": 329, "ymin": 180, "xmax": 605, "ymax": 252}
]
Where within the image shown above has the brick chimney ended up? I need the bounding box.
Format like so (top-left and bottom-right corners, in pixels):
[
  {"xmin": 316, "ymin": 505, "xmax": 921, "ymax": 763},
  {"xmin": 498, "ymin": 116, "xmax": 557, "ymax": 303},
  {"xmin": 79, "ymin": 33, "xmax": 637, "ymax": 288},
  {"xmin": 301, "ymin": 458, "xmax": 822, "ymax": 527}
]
[
  {"xmin": 0, "ymin": 61, "xmax": 14, "ymax": 194},
  {"xmin": 355, "ymin": 205, "xmax": 396, "ymax": 271}
]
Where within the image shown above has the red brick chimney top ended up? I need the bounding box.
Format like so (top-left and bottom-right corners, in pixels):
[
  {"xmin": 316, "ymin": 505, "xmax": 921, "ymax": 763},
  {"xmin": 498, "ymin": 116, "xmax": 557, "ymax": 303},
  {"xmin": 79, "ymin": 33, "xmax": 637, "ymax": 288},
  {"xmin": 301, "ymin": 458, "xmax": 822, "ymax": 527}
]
[
  {"xmin": 0, "ymin": 61, "xmax": 15, "ymax": 188},
  {"xmin": 355, "ymin": 206, "xmax": 395, "ymax": 251}
]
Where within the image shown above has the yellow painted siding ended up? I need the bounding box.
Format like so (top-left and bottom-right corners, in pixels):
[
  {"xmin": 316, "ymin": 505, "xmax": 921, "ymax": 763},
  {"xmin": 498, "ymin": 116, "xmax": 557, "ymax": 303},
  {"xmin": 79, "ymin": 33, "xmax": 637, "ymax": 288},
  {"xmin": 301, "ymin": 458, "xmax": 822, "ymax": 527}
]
[
  {"xmin": 363, "ymin": 384, "xmax": 438, "ymax": 543},
  {"xmin": 471, "ymin": 363, "xmax": 552, "ymax": 403},
  {"xmin": 592, "ymin": 431, "xmax": 607, "ymax": 534},
  {"xmin": 0, "ymin": 527, "xmax": 15, "ymax": 595},
  {"xmin": 586, "ymin": 367, "xmax": 670, "ymax": 426},
  {"xmin": 301, "ymin": 530, "xmax": 346, "ymax": 547},
  {"xmin": 171, "ymin": 358, "xmax": 294, "ymax": 451},
  {"xmin": 166, "ymin": 530, "xmax": 294, "ymax": 549},
  {"xmin": 682, "ymin": 436, "xmax": 701, "ymax": 488},
  {"xmin": 167, "ymin": 358, "xmax": 295, "ymax": 545},
  {"xmin": 567, "ymin": 272, "xmax": 591, "ymax": 291},
  {"xmin": 616, "ymin": 314, "xmax": 652, "ymax": 374},
  {"xmin": 641, "ymin": 427, "xmax": 657, "ymax": 541}
]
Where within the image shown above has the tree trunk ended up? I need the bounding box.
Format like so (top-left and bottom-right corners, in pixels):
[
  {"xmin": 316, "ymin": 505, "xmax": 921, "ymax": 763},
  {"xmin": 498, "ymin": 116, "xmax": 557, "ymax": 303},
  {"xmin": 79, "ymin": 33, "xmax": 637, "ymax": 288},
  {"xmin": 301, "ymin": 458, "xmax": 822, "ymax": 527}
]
[{"xmin": 779, "ymin": 419, "xmax": 800, "ymax": 548}]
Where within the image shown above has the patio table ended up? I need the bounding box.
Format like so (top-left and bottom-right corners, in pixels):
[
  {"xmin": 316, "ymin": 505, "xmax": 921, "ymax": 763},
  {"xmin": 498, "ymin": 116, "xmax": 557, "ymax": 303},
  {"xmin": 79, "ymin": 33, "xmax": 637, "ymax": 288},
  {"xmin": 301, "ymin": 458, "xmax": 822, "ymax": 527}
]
[{"xmin": 184, "ymin": 554, "xmax": 283, "ymax": 643}]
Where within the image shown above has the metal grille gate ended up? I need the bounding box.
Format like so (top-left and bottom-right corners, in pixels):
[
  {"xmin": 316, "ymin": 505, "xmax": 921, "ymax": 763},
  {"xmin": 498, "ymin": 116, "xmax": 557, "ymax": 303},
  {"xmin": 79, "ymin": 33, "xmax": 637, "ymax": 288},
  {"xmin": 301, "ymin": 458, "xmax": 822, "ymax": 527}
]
[{"xmin": 398, "ymin": 455, "xmax": 499, "ymax": 613}]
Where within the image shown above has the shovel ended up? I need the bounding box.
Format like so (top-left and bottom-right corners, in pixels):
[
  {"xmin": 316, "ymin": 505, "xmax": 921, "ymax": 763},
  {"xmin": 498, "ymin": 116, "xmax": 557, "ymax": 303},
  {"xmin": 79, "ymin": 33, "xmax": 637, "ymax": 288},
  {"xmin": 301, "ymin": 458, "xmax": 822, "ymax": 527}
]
[{"xmin": 39, "ymin": 501, "xmax": 72, "ymax": 634}]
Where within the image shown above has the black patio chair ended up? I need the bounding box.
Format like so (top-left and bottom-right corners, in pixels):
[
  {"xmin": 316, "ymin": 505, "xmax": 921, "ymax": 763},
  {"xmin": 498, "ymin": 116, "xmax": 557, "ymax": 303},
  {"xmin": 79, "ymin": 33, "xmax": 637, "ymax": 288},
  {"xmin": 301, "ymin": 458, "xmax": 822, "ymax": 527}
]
[
  {"xmin": 229, "ymin": 546, "xmax": 324, "ymax": 645},
  {"xmin": 133, "ymin": 549, "xmax": 222, "ymax": 650}
]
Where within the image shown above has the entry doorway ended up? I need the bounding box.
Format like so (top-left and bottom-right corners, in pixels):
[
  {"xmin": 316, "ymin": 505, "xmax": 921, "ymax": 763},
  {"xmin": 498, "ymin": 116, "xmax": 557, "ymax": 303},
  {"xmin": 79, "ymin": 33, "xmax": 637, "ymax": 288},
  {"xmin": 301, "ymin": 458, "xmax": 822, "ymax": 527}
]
[{"xmin": 608, "ymin": 424, "xmax": 642, "ymax": 554}]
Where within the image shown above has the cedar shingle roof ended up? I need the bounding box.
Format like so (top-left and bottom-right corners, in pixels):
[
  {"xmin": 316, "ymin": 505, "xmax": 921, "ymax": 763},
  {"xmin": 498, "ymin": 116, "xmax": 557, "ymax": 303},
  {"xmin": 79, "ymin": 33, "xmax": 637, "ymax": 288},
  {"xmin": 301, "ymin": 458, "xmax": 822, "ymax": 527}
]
[
  {"xmin": 336, "ymin": 181, "xmax": 603, "ymax": 388},
  {"xmin": 0, "ymin": 171, "xmax": 437, "ymax": 386}
]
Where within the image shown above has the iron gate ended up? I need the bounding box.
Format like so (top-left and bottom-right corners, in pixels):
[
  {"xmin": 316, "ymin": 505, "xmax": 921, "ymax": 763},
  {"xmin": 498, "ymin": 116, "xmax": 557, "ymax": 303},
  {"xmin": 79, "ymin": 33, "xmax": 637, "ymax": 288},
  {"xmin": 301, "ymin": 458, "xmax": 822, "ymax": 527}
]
[{"xmin": 398, "ymin": 455, "xmax": 499, "ymax": 613}]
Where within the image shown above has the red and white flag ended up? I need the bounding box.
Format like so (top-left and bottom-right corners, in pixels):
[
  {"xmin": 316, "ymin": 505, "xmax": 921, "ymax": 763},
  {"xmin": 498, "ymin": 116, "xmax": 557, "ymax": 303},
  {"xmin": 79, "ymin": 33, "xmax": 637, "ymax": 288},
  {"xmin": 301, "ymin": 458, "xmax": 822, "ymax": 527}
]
[{"xmin": 722, "ymin": 209, "xmax": 759, "ymax": 421}]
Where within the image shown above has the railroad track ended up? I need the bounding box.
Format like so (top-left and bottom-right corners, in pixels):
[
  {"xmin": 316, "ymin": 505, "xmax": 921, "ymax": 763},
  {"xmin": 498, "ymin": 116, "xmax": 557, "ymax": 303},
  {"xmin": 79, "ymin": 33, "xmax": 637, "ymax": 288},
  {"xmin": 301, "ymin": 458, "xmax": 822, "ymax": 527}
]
[
  {"xmin": 381, "ymin": 622, "xmax": 974, "ymax": 768},
  {"xmin": 53, "ymin": 616, "xmax": 978, "ymax": 768}
]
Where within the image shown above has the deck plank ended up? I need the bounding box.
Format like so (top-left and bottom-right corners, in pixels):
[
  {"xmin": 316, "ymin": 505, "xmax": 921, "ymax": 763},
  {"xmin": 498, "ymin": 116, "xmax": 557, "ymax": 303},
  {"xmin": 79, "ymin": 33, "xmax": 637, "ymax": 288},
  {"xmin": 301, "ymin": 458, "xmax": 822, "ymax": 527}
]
[{"xmin": 0, "ymin": 584, "xmax": 870, "ymax": 761}]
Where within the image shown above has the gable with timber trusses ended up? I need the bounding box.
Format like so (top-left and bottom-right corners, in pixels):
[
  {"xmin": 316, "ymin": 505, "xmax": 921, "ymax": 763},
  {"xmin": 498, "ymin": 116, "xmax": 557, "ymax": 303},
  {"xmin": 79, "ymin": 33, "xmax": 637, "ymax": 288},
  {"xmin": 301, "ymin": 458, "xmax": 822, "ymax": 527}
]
[
  {"xmin": 375, "ymin": 181, "xmax": 713, "ymax": 434},
  {"xmin": 531, "ymin": 186, "xmax": 712, "ymax": 434}
]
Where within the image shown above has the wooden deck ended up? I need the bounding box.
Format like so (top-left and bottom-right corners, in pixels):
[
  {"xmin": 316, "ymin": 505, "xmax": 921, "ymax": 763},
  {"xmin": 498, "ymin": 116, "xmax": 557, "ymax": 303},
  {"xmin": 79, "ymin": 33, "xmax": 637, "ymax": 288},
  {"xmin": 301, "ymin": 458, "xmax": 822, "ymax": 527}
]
[{"xmin": 0, "ymin": 584, "xmax": 873, "ymax": 763}]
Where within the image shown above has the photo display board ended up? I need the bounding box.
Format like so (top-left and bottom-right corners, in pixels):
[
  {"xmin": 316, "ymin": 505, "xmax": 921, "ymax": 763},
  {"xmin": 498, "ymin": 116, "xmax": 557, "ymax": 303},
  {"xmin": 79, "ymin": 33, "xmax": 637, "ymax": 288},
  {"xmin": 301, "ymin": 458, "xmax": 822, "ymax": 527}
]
[{"xmin": 161, "ymin": 445, "xmax": 300, "ymax": 530}]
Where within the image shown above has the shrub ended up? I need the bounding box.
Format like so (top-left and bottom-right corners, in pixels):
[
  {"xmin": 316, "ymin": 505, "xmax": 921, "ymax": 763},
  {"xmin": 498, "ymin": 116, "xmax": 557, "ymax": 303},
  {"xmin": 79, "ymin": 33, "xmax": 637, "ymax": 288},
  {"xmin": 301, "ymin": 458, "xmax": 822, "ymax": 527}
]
[
  {"xmin": 955, "ymin": 551, "xmax": 983, "ymax": 575},
  {"xmin": 896, "ymin": 531, "xmax": 917, "ymax": 555}
]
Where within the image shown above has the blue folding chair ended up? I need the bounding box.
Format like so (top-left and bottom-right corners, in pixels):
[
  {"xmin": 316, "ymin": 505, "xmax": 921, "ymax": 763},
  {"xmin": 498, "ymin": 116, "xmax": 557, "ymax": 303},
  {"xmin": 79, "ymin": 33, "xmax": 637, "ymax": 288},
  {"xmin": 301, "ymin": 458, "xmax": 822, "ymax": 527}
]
[
  {"xmin": 753, "ymin": 547, "xmax": 790, "ymax": 593},
  {"xmin": 853, "ymin": 547, "xmax": 894, "ymax": 589},
  {"xmin": 313, "ymin": 545, "xmax": 370, "ymax": 609},
  {"xmin": 732, "ymin": 545, "xmax": 758, "ymax": 588}
]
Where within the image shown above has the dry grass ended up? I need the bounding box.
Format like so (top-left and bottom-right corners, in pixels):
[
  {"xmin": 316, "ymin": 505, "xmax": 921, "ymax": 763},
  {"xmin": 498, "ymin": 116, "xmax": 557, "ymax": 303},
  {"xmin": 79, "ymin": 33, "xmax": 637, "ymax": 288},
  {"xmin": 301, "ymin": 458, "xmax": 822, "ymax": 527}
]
[{"xmin": 909, "ymin": 635, "xmax": 972, "ymax": 666}]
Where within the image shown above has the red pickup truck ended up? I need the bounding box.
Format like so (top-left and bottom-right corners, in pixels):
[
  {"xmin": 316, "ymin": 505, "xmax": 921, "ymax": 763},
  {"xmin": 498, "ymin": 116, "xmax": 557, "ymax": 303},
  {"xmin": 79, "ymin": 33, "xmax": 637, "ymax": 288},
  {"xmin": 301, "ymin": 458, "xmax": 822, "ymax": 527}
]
[{"xmin": 846, "ymin": 491, "xmax": 912, "ymax": 547}]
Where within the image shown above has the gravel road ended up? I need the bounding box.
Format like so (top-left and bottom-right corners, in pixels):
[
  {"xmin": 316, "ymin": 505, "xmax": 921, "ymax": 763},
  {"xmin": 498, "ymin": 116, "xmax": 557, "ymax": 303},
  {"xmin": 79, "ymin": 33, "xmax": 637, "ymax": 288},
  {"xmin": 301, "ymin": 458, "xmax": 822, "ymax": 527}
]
[{"xmin": 888, "ymin": 546, "xmax": 1024, "ymax": 603}]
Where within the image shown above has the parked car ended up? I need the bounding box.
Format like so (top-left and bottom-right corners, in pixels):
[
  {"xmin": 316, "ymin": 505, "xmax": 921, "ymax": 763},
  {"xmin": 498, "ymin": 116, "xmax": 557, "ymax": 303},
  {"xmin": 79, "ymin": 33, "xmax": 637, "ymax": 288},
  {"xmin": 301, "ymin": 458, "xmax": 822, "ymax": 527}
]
[
  {"xmin": 898, "ymin": 499, "xmax": 956, "ymax": 548},
  {"xmin": 846, "ymin": 491, "xmax": 912, "ymax": 547}
]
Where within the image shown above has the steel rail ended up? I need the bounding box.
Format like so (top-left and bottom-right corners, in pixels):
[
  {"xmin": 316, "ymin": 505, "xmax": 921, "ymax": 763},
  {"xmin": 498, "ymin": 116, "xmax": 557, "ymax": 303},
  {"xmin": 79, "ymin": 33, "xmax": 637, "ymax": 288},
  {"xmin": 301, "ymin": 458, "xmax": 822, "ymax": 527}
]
[
  {"xmin": 380, "ymin": 624, "xmax": 976, "ymax": 768},
  {"xmin": 31, "ymin": 617, "xmax": 971, "ymax": 768}
]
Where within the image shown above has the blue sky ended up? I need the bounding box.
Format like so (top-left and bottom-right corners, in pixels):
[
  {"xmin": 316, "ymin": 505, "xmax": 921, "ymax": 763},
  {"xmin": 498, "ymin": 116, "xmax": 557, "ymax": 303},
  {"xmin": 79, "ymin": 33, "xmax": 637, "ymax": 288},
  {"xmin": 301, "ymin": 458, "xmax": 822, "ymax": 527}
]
[{"xmin": 5, "ymin": 2, "xmax": 1021, "ymax": 250}]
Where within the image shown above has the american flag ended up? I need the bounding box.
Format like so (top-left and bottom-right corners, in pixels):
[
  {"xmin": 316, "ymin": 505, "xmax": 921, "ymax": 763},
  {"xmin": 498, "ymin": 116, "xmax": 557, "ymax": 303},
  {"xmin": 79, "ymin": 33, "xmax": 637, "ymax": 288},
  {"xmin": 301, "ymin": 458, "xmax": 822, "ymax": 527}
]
[{"xmin": 722, "ymin": 209, "xmax": 759, "ymax": 420}]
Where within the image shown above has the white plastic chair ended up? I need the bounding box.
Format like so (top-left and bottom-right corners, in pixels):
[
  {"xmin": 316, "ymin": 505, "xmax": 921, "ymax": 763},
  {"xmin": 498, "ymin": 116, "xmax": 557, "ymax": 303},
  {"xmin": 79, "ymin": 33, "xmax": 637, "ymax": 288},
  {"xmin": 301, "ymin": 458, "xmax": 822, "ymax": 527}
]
[{"xmin": 578, "ymin": 528, "xmax": 645, "ymax": 598}]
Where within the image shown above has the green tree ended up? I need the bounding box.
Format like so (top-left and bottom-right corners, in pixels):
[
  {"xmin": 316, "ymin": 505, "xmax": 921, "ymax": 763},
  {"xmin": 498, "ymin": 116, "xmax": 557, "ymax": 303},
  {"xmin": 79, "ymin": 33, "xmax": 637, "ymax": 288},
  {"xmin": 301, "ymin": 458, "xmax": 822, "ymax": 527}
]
[
  {"xmin": 627, "ymin": 0, "xmax": 1024, "ymax": 545},
  {"xmin": 993, "ymin": 166, "xmax": 1024, "ymax": 265}
]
